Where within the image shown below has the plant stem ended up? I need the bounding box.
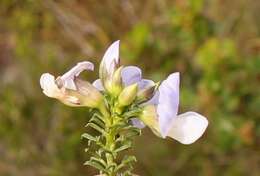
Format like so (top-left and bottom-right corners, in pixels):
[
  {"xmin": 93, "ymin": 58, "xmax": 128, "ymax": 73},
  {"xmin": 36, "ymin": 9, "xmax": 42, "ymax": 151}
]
[
  {"xmin": 104, "ymin": 105, "xmax": 117, "ymax": 176},
  {"xmin": 85, "ymin": 97, "xmax": 139, "ymax": 175}
]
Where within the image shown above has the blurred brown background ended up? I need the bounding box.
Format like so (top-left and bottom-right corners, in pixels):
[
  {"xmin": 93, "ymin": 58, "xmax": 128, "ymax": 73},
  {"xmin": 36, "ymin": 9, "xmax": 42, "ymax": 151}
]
[{"xmin": 0, "ymin": 0, "xmax": 259, "ymax": 175}]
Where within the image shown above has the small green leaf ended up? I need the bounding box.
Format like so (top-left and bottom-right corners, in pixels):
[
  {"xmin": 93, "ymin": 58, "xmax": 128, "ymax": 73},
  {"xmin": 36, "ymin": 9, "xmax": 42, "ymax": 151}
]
[
  {"xmin": 90, "ymin": 157, "xmax": 107, "ymax": 168},
  {"xmin": 81, "ymin": 133, "xmax": 97, "ymax": 141},
  {"xmin": 119, "ymin": 125, "xmax": 141, "ymax": 138},
  {"xmin": 106, "ymin": 162, "xmax": 117, "ymax": 170},
  {"xmin": 111, "ymin": 121, "xmax": 127, "ymax": 130},
  {"xmin": 90, "ymin": 116, "xmax": 105, "ymax": 128},
  {"xmin": 84, "ymin": 160, "xmax": 106, "ymax": 172},
  {"xmin": 114, "ymin": 141, "xmax": 132, "ymax": 153},
  {"xmin": 86, "ymin": 122, "xmax": 106, "ymax": 134},
  {"xmin": 115, "ymin": 155, "xmax": 137, "ymax": 173},
  {"xmin": 96, "ymin": 140, "xmax": 106, "ymax": 149},
  {"xmin": 122, "ymin": 155, "xmax": 137, "ymax": 165},
  {"xmin": 123, "ymin": 108, "xmax": 142, "ymax": 119},
  {"xmin": 92, "ymin": 113, "xmax": 106, "ymax": 124}
]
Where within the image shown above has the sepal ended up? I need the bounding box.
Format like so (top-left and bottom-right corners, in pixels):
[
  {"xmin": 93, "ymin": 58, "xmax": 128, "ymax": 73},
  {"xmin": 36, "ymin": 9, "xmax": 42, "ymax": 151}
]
[
  {"xmin": 139, "ymin": 105, "xmax": 161, "ymax": 137},
  {"xmin": 137, "ymin": 82, "xmax": 159, "ymax": 103},
  {"xmin": 118, "ymin": 83, "xmax": 138, "ymax": 107},
  {"xmin": 103, "ymin": 66, "xmax": 123, "ymax": 96}
]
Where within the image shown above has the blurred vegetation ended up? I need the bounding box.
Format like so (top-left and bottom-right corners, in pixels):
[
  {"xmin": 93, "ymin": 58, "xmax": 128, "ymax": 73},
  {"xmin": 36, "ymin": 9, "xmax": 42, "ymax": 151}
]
[{"xmin": 0, "ymin": 0, "xmax": 259, "ymax": 175}]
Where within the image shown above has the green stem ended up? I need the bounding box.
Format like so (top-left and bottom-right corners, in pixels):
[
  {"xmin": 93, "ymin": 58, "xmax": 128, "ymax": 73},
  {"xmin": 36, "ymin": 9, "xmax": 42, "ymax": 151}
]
[
  {"xmin": 102, "ymin": 104, "xmax": 115, "ymax": 176},
  {"xmin": 85, "ymin": 97, "xmax": 139, "ymax": 176}
]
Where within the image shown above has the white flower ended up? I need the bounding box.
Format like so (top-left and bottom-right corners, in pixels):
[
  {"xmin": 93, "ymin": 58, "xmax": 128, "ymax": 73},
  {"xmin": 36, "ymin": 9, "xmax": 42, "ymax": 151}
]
[
  {"xmin": 40, "ymin": 61, "xmax": 103, "ymax": 108},
  {"xmin": 140, "ymin": 73, "xmax": 208, "ymax": 144},
  {"xmin": 99, "ymin": 40, "xmax": 120, "ymax": 81}
]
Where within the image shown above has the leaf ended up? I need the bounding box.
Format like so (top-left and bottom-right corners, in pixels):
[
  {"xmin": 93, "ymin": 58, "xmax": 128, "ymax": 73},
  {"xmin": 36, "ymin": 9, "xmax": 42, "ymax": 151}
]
[
  {"xmin": 119, "ymin": 125, "xmax": 141, "ymax": 138},
  {"xmin": 111, "ymin": 121, "xmax": 127, "ymax": 130},
  {"xmin": 115, "ymin": 156, "xmax": 137, "ymax": 173},
  {"xmin": 84, "ymin": 148, "xmax": 89, "ymax": 153},
  {"xmin": 81, "ymin": 133, "xmax": 97, "ymax": 141},
  {"xmin": 121, "ymin": 125, "xmax": 138, "ymax": 131},
  {"xmin": 114, "ymin": 141, "xmax": 132, "ymax": 153},
  {"xmin": 106, "ymin": 162, "xmax": 117, "ymax": 171},
  {"xmin": 84, "ymin": 160, "xmax": 106, "ymax": 172},
  {"xmin": 122, "ymin": 155, "xmax": 137, "ymax": 165},
  {"xmin": 96, "ymin": 139, "xmax": 106, "ymax": 149},
  {"xmin": 123, "ymin": 171, "xmax": 137, "ymax": 176},
  {"xmin": 84, "ymin": 156, "xmax": 108, "ymax": 172},
  {"xmin": 90, "ymin": 157, "xmax": 107, "ymax": 168},
  {"xmin": 90, "ymin": 115, "xmax": 105, "ymax": 128},
  {"xmin": 123, "ymin": 108, "xmax": 142, "ymax": 119},
  {"xmin": 86, "ymin": 122, "xmax": 106, "ymax": 134},
  {"xmin": 115, "ymin": 135, "xmax": 125, "ymax": 143},
  {"xmin": 92, "ymin": 112, "xmax": 106, "ymax": 123},
  {"xmin": 125, "ymin": 128, "xmax": 141, "ymax": 138}
]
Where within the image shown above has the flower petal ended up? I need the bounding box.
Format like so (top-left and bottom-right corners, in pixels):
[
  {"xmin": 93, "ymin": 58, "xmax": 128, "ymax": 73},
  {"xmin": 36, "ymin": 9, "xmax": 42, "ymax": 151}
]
[
  {"xmin": 167, "ymin": 112, "xmax": 208, "ymax": 144},
  {"xmin": 40, "ymin": 73, "xmax": 62, "ymax": 98},
  {"xmin": 143, "ymin": 91, "xmax": 159, "ymax": 105},
  {"xmin": 139, "ymin": 105, "xmax": 161, "ymax": 137},
  {"xmin": 131, "ymin": 118, "xmax": 146, "ymax": 129},
  {"xmin": 121, "ymin": 66, "xmax": 142, "ymax": 86},
  {"xmin": 102, "ymin": 40, "xmax": 120, "ymax": 75},
  {"xmin": 157, "ymin": 72, "xmax": 180, "ymax": 137},
  {"xmin": 92, "ymin": 79, "xmax": 104, "ymax": 91},
  {"xmin": 138, "ymin": 79, "xmax": 155, "ymax": 90},
  {"xmin": 60, "ymin": 61, "xmax": 94, "ymax": 90},
  {"xmin": 72, "ymin": 78, "xmax": 103, "ymax": 108}
]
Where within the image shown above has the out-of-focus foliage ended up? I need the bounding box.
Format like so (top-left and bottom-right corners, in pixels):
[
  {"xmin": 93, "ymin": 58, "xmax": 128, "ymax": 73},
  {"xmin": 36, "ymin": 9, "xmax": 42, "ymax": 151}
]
[{"xmin": 0, "ymin": 0, "xmax": 259, "ymax": 175}]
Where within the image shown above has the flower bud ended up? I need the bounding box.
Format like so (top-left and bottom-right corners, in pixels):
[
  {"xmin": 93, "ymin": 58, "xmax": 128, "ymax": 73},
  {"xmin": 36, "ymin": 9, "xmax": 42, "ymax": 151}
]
[
  {"xmin": 99, "ymin": 60, "xmax": 108, "ymax": 85},
  {"xmin": 140, "ymin": 105, "xmax": 161, "ymax": 137},
  {"xmin": 104, "ymin": 66, "xmax": 123, "ymax": 96},
  {"xmin": 69, "ymin": 78, "xmax": 104, "ymax": 108},
  {"xmin": 137, "ymin": 83, "xmax": 158, "ymax": 103},
  {"xmin": 118, "ymin": 83, "xmax": 138, "ymax": 107},
  {"xmin": 111, "ymin": 66, "xmax": 123, "ymax": 92},
  {"xmin": 99, "ymin": 40, "xmax": 120, "ymax": 88}
]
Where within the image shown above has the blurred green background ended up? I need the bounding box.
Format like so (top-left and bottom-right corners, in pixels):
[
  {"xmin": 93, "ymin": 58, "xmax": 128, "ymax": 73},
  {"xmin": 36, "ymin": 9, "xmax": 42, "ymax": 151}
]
[{"xmin": 0, "ymin": 0, "xmax": 259, "ymax": 175}]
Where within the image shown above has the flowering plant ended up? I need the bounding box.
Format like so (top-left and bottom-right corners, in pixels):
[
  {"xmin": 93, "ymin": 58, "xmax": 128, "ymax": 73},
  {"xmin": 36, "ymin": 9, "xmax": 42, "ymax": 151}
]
[{"xmin": 40, "ymin": 41, "xmax": 208, "ymax": 176}]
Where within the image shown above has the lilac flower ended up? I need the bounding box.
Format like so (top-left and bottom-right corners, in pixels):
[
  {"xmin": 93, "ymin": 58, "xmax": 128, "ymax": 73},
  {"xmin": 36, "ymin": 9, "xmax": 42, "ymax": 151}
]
[
  {"xmin": 92, "ymin": 41, "xmax": 156, "ymax": 127},
  {"xmin": 92, "ymin": 41, "xmax": 208, "ymax": 144},
  {"xmin": 93, "ymin": 41, "xmax": 153, "ymax": 92},
  {"xmin": 40, "ymin": 40, "xmax": 208, "ymax": 145},
  {"xmin": 99, "ymin": 40, "xmax": 120, "ymax": 79},
  {"xmin": 40, "ymin": 61, "xmax": 103, "ymax": 108},
  {"xmin": 40, "ymin": 40, "xmax": 208, "ymax": 175},
  {"xmin": 140, "ymin": 73, "xmax": 208, "ymax": 144}
]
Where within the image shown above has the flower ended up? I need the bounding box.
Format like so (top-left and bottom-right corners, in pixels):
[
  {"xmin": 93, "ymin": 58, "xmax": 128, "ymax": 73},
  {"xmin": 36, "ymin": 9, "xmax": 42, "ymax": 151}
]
[
  {"xmin": 140, "ymin": 73, "xmax": 208, "ymax": 144},
  {"xmin": 92, "ymin": 41, "xmax": 157, "ymax": 128},
  {"xmin": 40, "ymin": 61, "xmax": 104, "ymax": 108},
  {"xmin": 93, "ymin": 41, "xmax": 155, "ymax": 95},
  {"xmin": 99, "ymin": 40, "xmax": 120, "ymax": 80},
  {"xmin": 98, "ymin": 40, "xmax": 121, "ymax": 95},
  {"xmin": 92, "ymin": 41, "xmax": 208, "ymax": 144},
  {"xmin": 40, "ymin": 41, "xmax": 208, "ymax": 145},
  {"xmin": 118, "ymin": 83, "xmax": 138, "ymax": 107}
]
